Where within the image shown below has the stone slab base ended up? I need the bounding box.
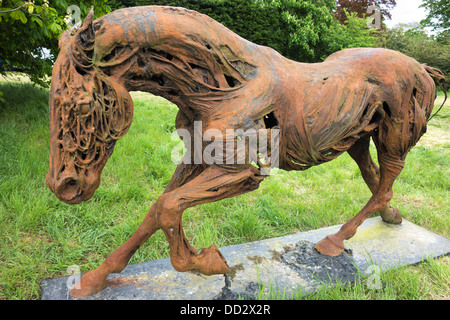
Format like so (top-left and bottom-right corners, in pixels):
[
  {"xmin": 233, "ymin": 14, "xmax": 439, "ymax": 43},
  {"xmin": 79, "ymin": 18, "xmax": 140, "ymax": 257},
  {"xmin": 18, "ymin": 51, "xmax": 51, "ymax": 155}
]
[{"xmin": 41, "ymin": 217, "xmax": 450, "ymax": 300}]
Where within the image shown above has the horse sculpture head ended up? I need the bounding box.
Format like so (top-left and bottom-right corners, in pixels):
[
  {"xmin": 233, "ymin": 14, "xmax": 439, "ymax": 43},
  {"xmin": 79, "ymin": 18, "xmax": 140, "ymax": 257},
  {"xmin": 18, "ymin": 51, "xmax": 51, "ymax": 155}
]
[{"xmin": 46, "ymin": 10, "xmax": 133, "ymax": 204}]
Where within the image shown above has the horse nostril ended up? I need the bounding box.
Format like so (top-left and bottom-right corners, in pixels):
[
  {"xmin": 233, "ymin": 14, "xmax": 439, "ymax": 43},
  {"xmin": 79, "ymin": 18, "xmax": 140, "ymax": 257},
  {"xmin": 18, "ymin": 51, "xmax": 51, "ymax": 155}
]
[{"xmin": 57, "ymin": 177, "xmax": 81, "ymax": 202}]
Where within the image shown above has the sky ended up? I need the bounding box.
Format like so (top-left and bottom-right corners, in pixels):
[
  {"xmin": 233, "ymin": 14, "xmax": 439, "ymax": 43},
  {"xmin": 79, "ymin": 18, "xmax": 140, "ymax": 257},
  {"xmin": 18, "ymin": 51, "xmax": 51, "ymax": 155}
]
[{"xmin": 383, "ymin": 0, "xmax": 429, "ymax": 28}]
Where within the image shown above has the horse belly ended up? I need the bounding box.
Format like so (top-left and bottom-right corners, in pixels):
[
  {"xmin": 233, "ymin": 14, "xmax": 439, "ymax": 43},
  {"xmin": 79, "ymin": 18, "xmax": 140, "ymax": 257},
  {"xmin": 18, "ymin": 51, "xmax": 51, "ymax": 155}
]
[{"xmin": 280, "ymin": 72, "xmax": 380, "ymax": 171}]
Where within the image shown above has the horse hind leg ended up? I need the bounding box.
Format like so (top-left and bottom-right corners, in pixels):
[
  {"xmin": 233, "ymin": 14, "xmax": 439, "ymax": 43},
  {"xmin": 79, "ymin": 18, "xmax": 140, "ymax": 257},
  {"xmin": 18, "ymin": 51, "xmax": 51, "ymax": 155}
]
[
  {"xmin": 346, "ymin": 135, "xmax": 402, "ymax": 224},
  {"xmin": 315, "ymin": 97, "xmax": 423, "ymax": 256},
  {"xmin": 315, "ymin": 150, "xmax": 405, "ymax": 256}
]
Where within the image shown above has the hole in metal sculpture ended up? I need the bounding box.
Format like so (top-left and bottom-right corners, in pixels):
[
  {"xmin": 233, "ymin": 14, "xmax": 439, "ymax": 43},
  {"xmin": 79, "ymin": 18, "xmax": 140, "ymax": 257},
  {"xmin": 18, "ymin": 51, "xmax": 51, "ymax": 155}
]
[
  {"xmin": 263, "ymin": 111, "xmax": 278, "ymax": 129},
  {"xmin": 382, "ymin": 102, "xmax": 391, "ymax": 118}
]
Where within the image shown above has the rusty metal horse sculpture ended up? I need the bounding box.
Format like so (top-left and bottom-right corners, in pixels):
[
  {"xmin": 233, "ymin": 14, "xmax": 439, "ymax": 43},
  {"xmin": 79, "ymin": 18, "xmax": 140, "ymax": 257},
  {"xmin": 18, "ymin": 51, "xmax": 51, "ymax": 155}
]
[{"xmin": 46, "ymin": 7, "xmax": 446, "ymax": 298}]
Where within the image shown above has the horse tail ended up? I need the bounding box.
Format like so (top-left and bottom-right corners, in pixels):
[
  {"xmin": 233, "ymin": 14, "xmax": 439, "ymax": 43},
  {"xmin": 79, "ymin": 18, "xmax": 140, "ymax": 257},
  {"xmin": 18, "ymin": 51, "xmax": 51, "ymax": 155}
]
[{"xmin": 424, "ymin": 65, "xmax": 447, "ymax": 121}]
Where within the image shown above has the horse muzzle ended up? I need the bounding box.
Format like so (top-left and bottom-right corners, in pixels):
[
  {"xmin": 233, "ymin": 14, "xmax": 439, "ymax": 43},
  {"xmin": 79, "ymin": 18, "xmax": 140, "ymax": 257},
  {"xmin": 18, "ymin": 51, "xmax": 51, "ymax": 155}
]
[{"xmin": 46, "ymin": 166, "xmax": 99, "ymax": 204}]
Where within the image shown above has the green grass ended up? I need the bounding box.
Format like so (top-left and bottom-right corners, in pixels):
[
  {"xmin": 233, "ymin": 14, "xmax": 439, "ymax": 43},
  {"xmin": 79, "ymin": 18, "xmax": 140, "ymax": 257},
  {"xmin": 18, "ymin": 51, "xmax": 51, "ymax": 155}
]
[{"xmin": 0, "ymin": 78, "xmax": 448, "ymax": 300}]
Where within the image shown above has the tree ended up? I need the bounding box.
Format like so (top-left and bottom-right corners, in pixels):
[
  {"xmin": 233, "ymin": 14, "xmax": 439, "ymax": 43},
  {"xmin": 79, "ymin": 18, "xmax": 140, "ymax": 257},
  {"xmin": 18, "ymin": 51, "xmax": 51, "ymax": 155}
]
[
  {"xmin": 266, "ymin": 0, "xmax": 338, "ymax": 62},
  {"xmin": 0, "ymin": 0, "xmax": 110, "ymax": 87},
  {"xmin": 420, "ymin": 0, "xmax": 449, "ymax": 40},
  {"xmin": 334, "ymin": 0, "xmax": 396, "ymax": 25},
  {"xmin": 323, "ymin": 10, "xmax": 378, "ymax": 59}
]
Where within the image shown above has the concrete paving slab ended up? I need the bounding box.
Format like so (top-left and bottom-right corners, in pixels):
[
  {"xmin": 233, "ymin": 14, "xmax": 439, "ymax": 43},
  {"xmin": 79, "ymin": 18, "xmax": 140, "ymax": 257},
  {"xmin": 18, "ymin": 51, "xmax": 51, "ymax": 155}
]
[{"xmin": 40, "ymin": 217, "xmax": 450, "ymax": 300}]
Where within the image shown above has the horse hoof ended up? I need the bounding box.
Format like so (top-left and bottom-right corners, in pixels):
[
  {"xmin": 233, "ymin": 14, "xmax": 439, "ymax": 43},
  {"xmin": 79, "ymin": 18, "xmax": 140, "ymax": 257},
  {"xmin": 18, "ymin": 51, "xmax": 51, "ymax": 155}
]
[
  {"xmin": 380, "ymin": 206, "xmax": 402, "ymax": 224},
  {"xmin": 314, "ymin": 235, "xmax": 345, "ymax": 256},
  {"xmin": 194, "ymin": 245, "xmax": 230, "ymax": 275},
  {"xmin": 70, "ymin": 269, "xmax": 107, "ymax": 299}
]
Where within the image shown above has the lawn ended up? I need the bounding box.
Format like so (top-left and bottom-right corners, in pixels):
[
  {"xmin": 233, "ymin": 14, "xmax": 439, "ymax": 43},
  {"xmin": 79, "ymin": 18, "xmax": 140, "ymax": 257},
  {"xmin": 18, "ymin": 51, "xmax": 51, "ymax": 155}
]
[{"xmin": 0, "ymin": 75, "xmax": 448, "ymax": 300}]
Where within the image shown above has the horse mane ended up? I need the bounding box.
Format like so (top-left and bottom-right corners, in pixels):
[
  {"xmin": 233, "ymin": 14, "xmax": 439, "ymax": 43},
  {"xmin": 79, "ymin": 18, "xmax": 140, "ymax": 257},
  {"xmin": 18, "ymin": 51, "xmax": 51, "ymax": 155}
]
[{"xmin": 50, "ymin": 37, "xmax": 133, "ymax": 175}]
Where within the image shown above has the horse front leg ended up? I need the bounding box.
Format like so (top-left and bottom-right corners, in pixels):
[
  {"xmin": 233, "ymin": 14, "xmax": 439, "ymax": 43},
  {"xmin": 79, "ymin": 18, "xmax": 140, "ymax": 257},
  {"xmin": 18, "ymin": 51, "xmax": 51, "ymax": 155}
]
[
  {"xmin": 70, "ymin": 163, "xmax": 204, "ymax": 298},
  {"xmin": 157, "ymin": 165, "xmax": 264, "ymax": 275},
  {"xmin": 70, "ymin": 203, "xmax": 161, "ymax": 298}
]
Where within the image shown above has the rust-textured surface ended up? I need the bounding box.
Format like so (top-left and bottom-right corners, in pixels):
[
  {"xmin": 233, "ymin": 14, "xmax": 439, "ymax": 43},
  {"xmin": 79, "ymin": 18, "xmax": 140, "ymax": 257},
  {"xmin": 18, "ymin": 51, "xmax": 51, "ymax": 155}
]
[{"xmin": 46, "ymin": 6, "xmax": 446, "ymax": 298}]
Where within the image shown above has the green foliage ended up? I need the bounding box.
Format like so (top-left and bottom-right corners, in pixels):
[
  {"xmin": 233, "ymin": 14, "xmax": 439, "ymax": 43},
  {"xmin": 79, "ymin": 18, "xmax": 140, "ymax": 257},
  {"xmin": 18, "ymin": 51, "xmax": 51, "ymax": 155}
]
[
  {"xmin": 322, "ymin": 10, "xmax": 378, "ymax": 59},
  {"xmin": 0, "ymin": 1, "xmax": 110, "ymax": 87},
  {"xmin": 420, "ymin": 0, "xmax": 450, "ymax": 35},
  {"xmin": 266, "ymin": 0, "xmax": 337, "ymax": 62}
]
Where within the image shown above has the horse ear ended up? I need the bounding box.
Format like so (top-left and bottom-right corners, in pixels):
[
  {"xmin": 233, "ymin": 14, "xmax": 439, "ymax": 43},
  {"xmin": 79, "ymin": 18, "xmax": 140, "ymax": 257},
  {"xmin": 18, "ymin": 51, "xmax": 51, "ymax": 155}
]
[{"xmin": 76, "ymin": 8, "xmax": 95, "ymax": 49}]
